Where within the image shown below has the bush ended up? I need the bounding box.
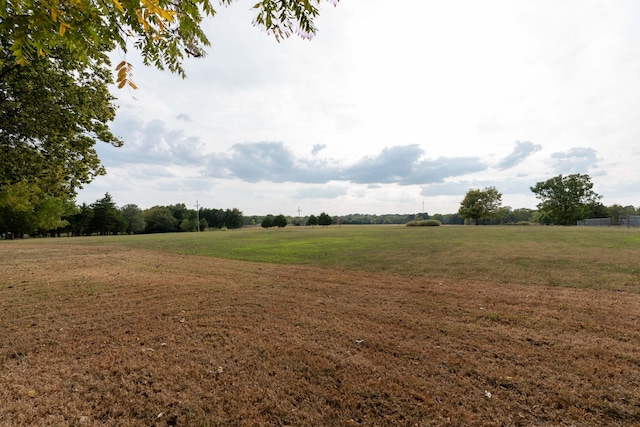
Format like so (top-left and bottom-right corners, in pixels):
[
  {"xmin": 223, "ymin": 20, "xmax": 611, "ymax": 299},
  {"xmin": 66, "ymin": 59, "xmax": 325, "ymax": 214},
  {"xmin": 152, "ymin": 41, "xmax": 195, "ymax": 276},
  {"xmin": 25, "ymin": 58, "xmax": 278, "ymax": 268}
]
[{"xmin": 406, "ymin": 220, "xmax": 441, "ymax": 227}]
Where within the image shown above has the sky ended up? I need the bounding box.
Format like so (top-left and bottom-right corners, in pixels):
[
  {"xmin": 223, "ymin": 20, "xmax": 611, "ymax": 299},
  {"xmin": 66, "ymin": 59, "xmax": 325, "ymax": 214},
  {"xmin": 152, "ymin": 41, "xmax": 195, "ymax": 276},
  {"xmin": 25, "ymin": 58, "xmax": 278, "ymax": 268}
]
[{"xmin": 76, "ymin": 0, "xmax": 640, "ymax": 216}]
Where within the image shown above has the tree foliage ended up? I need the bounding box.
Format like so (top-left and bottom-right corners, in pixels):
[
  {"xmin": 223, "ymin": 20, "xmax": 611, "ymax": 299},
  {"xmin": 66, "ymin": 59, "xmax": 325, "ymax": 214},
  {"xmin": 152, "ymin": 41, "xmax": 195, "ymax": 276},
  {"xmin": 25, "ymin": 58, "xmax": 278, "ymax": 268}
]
[
  {"xmin": 2, "ymin": 0, "xmax": 339, "ymax": 79},
  {"xmin": 273, "ymin": 214, "xmax": 287, "ymax": 228},
  {"xmin": 306, "ymin": 214, "xmax": 318, "ymax": 227},
  {"xmin": 143, "ymin": 206, "xmax": 179, "ymax": 233},
  {"xmin": 120, "ymin": 204, "xmax": 146, "ymax": 234},
  {"xmin": 0, "ymin": 38, "xmax": 120, "ymax": 193},
  {"xmin": 0, "ymin": 180, "xmax": 76, "ymax": 237},
  {"xmin": 0, "ymin": 32, "xmax": 121, "ymax": 236},
  {"xmin": 530, "ymin": 174, "xmax": 602, "ymax": 225},
  {"xmin": 261, "ymin": 215, "xmax": 274, "ymax": 228},
  {"xmin": 458, "ymin": 187, "xmax": 503, "ymax": 225},
  {"xmin": 318, "ymin": 212, "xmax": 332, "ymax": 227},
  {"xmin": 90, "ymin": 193, "xmax": 126, "ymax": 235}
]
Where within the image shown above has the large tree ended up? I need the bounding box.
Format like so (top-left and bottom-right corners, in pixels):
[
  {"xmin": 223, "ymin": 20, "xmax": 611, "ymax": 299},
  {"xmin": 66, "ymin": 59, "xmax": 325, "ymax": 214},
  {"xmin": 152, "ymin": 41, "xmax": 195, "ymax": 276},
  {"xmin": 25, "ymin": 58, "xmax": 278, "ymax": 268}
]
[
  {"xmin": 458, "ymin": 187, "xmax": 503, "ymax": 225},
  {"xmin": 0, "ymin": 34, "xmax": 121, "ymax": 237},
  {"xmin": 530, "ymin": 174, "xmax": 602, "ymax": 225}
]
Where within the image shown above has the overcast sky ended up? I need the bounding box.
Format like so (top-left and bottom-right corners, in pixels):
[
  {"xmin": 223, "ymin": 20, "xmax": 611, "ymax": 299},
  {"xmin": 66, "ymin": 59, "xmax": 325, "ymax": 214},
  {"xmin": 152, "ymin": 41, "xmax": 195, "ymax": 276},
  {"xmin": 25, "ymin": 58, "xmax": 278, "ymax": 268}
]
[{"xmin": 77, "ymin": 0, "xmax": 640, "ymax": 216}]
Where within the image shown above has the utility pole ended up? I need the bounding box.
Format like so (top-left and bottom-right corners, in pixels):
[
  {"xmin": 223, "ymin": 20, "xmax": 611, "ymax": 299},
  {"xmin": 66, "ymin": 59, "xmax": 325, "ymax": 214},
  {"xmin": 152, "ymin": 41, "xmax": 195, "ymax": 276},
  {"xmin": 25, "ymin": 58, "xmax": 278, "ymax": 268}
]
[
  {"xmin": 297, "ymin": 206, "xmax": 302, "ymax": 226},
  {"xmin": 195, "ymin": 200, "xmax": 200, "ymax": 232}
]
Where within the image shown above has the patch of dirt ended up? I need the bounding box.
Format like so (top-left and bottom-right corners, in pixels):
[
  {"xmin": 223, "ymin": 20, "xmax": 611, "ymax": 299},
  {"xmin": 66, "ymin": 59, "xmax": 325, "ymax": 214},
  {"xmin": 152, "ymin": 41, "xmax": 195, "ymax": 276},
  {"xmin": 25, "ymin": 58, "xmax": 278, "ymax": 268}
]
[{"xmin": 2, "ymin": 244, "xmax": 640, "ymax": 426}]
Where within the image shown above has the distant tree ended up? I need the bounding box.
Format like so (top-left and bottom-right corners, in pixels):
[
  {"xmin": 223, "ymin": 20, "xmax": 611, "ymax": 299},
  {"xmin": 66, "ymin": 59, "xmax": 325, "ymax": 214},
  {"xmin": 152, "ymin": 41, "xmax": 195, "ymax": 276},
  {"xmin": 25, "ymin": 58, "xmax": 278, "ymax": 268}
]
[
  {"xmin": 530, "ymin": 174, "xmax": 602, "ymax": 225},
  {"xmin": 36, "ymin": 197, "xmax": 77, "ymax": 236},
  {"xmin": 179, "ymin": 218, "xmax": 194, "ymax": 232},
  {"xmin": 199, "ymin": 218, "xmax": 209, "ymax": 231},
  {"xmin": 318, "ymin": 212, "xmax": 332, "ymax": 227},
  {"xmin": 458, "ymin": 187, "xmax": 503, "ymax": 225},
  {"xmin": 431, "ymin": 213, "xmax": 444, "ymax": 223},
  {"xmin": 584, "ymin": 202, "xmax": 608, "ymax": 220},
  {"xmin": 273, "ymin": 214, "xmax": 288, "ymax": 228},
  {"xmin": 90, "ymin": 193, "xmax": 126, "ymax": 235},
  {"xmin": 306, "ymin": 215, "xmax": 318, "ymax": 227},
  {"xmin": 606, "ymin": 204, "xmax": 639, "ymax": 225},
  {"xmin": 167, "ymin": 203, "xmax": 189, "ymax": 223},
  {"xmin": 120, "ymin": 204, "xmax": 146, "ymax": 234},
  {"xmin": 144, "ymin": 206, "xmax": 179, "ymax": 233},
  {"xmin": 223, "ymin": 208, "xmax": 244, "ymax": 229},
  {"xmin": 512, "ymin": 208, "xmax": 535, "ymax": 223},
  {"xmin": 68, "ymin": 203, "xmax": 94, "ymax": 236},
  {"xmin": 0, "ymin": 181, "xmax": 75, "ymax": 237},
  {"xmin": 261, "ymin": 215, "xmax": 274, "ymax": 229},
  {"xmin": 447, "ymin": 213, "xmax": 465, "ymax": 225},
  {"xmin": 200, "ymin": 208, "xmax": 224, "ymax": 229}
]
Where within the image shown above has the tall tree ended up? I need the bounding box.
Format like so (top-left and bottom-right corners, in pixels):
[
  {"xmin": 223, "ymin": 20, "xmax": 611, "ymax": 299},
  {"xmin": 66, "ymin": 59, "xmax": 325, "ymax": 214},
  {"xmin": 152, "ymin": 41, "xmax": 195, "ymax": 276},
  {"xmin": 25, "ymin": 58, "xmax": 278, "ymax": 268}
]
[
  {"xmin": 68, "ymin": 203, "xmax": 94, "ymax": 236},
  {"xmin": 120, "ymin": 204, "xmax": 146, "ymax": 234},
  {"xmin": 90, "ymin": 193, "xmax": 126, "ymax": 235},
  {"xmin": 1, "ymin": 34, "xmax": 120, "ymax": 237},
  {"xmin": 530, "ymin": 174, "xmax": 602, "ymax": 225},
  {"xmin": 458, "ymin": 187, "xmax": 503, "ymax": 225}
]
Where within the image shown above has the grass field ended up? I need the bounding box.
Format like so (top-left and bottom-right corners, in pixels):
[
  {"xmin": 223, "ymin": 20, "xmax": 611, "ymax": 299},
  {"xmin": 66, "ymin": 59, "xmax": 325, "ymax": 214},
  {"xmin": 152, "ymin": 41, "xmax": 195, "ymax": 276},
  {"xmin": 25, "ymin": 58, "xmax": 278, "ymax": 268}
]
[
  {"xmin": 2, "ymin": 225, "xmax": 640, "ymax": 425},
  {"xmin": 33, "ymin": 225, "xmax": 640, "ymax": 291}
]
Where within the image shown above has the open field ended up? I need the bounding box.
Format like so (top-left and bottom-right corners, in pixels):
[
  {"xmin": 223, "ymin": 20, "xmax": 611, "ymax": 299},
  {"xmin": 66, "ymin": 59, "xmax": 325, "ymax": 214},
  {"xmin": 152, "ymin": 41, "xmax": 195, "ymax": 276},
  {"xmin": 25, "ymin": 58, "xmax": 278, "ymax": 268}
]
[{"xmin": 2, "ymin": 226, "xmax": 640, "ymax": 425}]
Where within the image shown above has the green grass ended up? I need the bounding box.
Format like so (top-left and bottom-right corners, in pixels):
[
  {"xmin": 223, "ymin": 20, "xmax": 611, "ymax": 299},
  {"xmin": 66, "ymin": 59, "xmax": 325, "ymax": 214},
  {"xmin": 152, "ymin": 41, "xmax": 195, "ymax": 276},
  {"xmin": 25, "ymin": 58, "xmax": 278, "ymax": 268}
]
[{"xmin": 8, "ymin": 225, "xmax": 640, "ymax": 291}]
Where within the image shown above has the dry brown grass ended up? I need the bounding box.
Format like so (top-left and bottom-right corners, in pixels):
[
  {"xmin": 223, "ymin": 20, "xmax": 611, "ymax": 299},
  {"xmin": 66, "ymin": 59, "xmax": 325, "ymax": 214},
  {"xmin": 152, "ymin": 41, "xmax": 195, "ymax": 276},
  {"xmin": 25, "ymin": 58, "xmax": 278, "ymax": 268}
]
[{"xmin": 2, "ymin": 243, "xmax": 640, "ymax": 426}]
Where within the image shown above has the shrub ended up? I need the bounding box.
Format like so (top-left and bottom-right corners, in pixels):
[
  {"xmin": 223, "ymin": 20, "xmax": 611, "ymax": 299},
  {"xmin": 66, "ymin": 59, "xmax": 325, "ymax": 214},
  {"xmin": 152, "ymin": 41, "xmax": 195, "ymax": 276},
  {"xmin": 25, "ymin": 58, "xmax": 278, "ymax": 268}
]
[{"xmin": 406, "ymin": 220, "xmax": 441, "ymax": 227}]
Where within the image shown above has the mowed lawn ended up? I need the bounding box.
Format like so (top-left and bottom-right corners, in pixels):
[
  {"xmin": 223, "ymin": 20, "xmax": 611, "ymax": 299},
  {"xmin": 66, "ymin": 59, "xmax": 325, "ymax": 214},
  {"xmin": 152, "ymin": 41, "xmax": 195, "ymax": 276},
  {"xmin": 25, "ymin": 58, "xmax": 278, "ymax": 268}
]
[{"xmin": 2, "ymin": 225, "xmax": 640, "ymax": 426}]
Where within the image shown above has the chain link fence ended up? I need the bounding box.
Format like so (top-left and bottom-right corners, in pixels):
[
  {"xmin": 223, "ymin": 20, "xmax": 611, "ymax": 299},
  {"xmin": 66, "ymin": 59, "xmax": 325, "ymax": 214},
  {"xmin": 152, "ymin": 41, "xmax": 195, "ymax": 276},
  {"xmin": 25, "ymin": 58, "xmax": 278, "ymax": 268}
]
[{"xmin": 578, "ymin": 216, "xmax": 640, "ymax": 227}]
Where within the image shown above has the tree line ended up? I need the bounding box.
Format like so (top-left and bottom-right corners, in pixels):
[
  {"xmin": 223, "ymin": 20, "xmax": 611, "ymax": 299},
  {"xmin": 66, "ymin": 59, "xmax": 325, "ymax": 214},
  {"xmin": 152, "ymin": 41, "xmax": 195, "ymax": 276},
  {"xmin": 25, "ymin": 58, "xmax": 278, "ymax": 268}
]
[
  {"xmin": 0, "ymin": 193, "xmax": 244, "ymax": 239},
  {"xmin": 457, "ymin": 173, "xmax": 639, "ymax": 226}
]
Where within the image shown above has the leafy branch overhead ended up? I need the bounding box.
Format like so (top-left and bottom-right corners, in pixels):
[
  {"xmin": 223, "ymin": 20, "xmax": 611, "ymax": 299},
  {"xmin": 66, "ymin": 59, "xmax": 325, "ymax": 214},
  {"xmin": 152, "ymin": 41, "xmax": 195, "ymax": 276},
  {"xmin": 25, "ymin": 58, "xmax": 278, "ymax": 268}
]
[{"xmin": 1, "ymin": 0, "xmax": 340, "ymax": 80}]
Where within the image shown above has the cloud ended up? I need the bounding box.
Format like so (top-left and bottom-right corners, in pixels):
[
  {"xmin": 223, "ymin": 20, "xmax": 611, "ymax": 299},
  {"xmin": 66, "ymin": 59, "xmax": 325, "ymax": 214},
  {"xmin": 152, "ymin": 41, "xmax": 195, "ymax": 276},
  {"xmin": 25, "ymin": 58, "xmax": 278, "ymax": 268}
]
[
  {"xmin": 550, "ymin": 147, "xmax": 600, "ymax": 174},
  {"xmin": 496, "ymin": 140, "xmax": 542, "ymax": 170},
  {"xmin": 421, "ymin": 178, "xmax": 538, "ymax": 198},
  {"xmin": 205, "ymin": 142, "xmax": 487, "ymax": 185},
  {"xmin": 205, "ymin": 142, "xmax": 337, "ymax": 183},
  {"xmin": 342, "ymin": 145, "xmax": 487, "ymax": 185},
  {"xmin": 311, "ymin": 144, "xmax": 327, "ymax": 155},
  {"xmin": 294, "ymin": 185, "xmax": 348, "ymax": 199},
  {"xmin": 99, "ymin": 118, "xmax": 206, "ymax": 169},
  {"xmin": 176, "ymin": 114, "xmax": 192, "ymax": 122}
]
